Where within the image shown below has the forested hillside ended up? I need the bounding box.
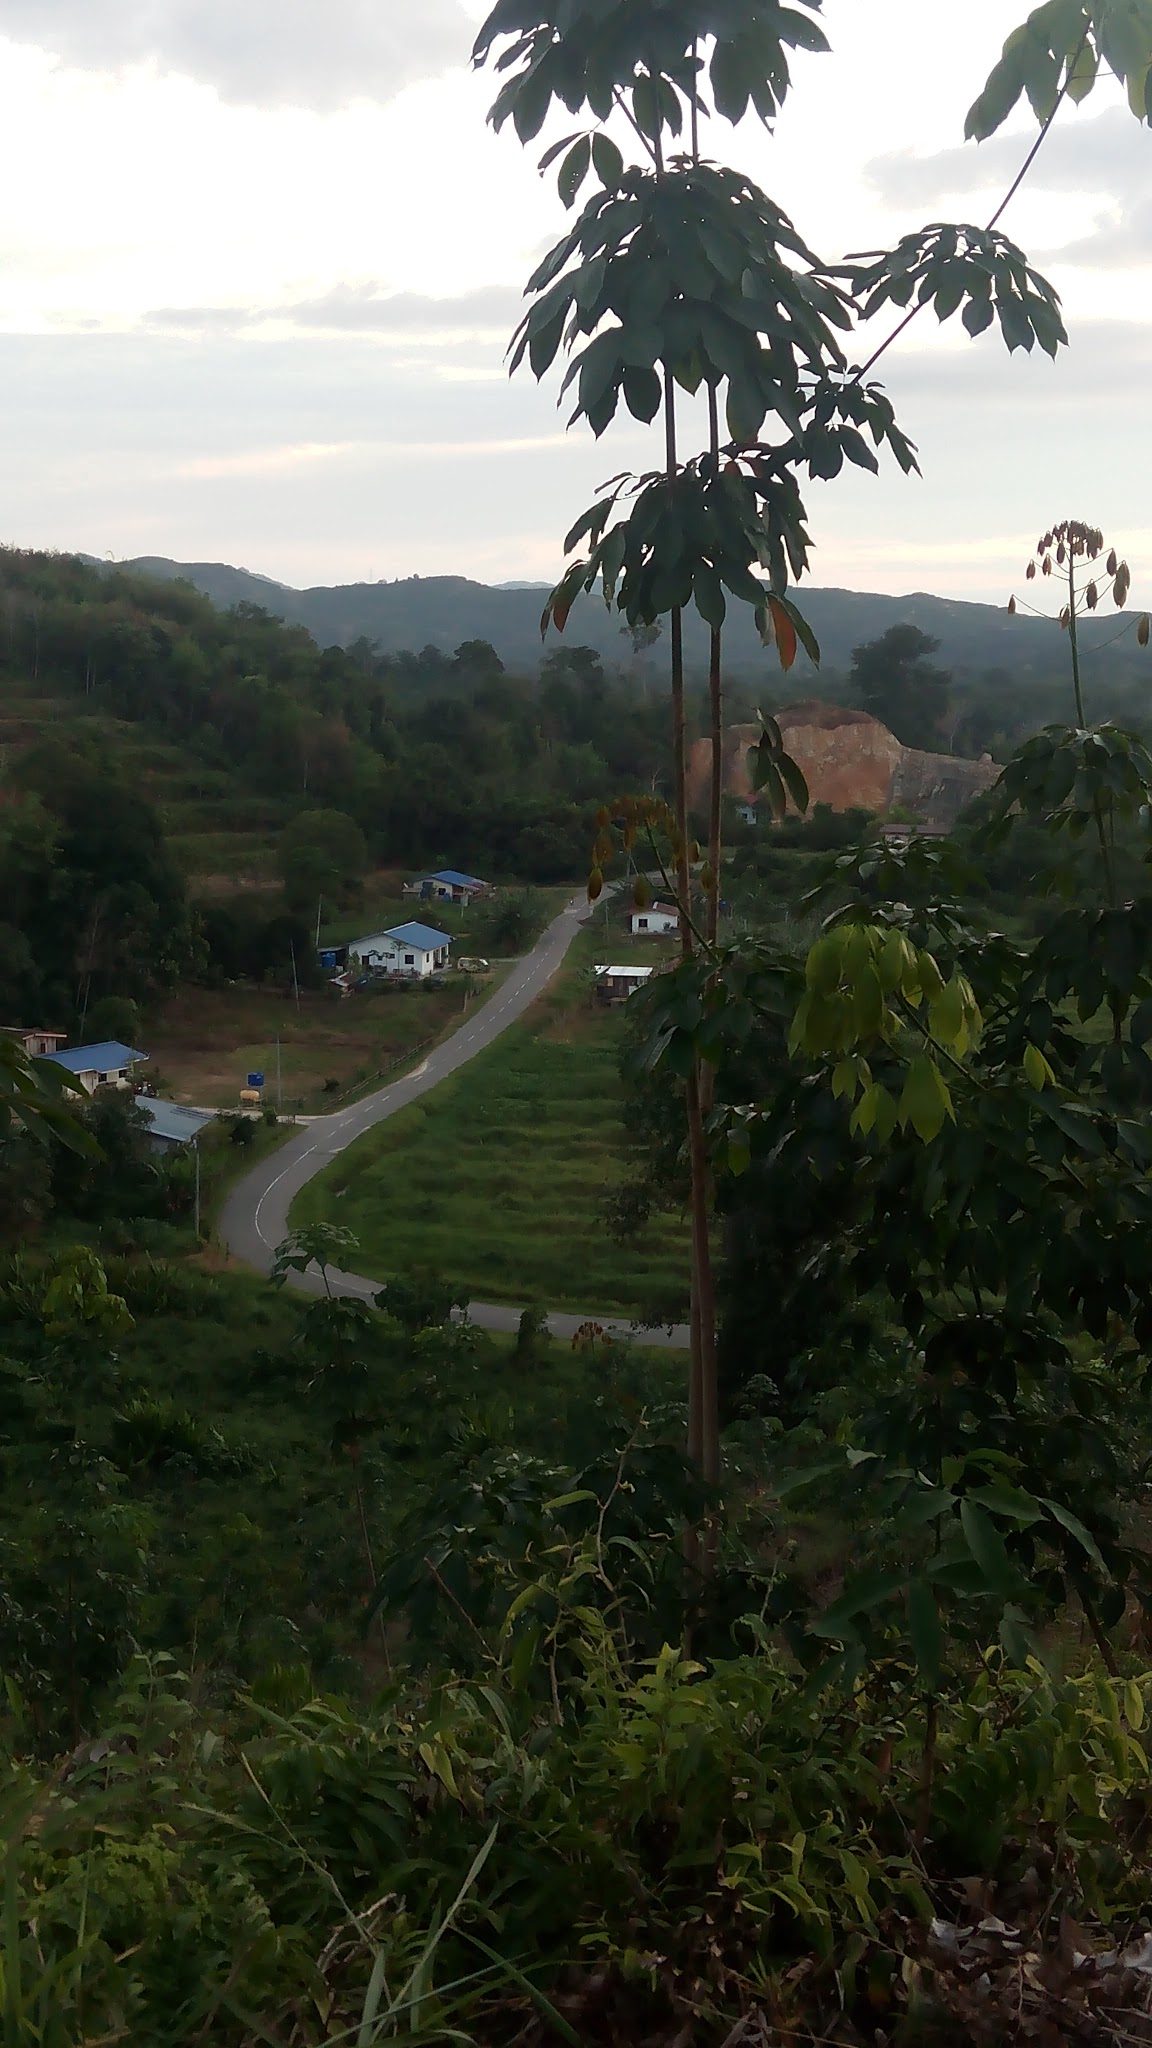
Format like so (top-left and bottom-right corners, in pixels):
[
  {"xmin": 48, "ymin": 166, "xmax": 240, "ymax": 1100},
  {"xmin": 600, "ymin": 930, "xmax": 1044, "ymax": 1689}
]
[
  {"xmin": 0, "ymin": 545, "xmax": 672, "ymax": 879},
  {"xmin": 110, "ymin": 549, "xmax": 1152, "ymax": 698}
]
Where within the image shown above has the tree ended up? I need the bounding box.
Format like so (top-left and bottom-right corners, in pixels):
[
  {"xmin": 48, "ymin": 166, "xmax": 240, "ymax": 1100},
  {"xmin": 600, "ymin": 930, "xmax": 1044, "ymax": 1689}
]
[
  {"xmin": 473, "ymin": 0, "xmax": 1068, "ymax": 1505},
  {"xmin": 277, "ymin": 809, "xmax": 367, "ymax": 915},
  {"xmin": 849, "ymin": 625, "xmax": 952, "ymax": 749}
]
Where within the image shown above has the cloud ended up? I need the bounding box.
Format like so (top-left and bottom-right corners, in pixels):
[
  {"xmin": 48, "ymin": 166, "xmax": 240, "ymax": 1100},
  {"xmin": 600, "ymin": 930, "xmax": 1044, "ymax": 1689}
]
[
  {"xmin": 143, "ymin": 284, "xmax": 525, "ymax": 338},
  {"xmin": 0, "ymin": 0, "xmax": 474, "ymax": 109},
  {"xmin": 865, "ymin": 107, "xmax": 1151, "ymax": 210}
]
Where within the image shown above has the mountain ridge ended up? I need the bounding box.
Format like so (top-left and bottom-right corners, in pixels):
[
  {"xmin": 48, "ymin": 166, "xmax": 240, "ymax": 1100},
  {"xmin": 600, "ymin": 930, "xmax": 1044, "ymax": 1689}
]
[{"xmin": 88, "ymin": 552, "xmax": 1146, "ymax": 685}]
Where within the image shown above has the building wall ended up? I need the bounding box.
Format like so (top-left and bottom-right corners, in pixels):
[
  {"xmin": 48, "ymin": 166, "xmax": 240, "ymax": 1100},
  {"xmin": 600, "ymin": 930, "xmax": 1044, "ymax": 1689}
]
[
  {"xmin": 356, "ymin": 942, "xmax": 443, "ymax": 977},
  {"xmin": 631, "ymin": 910, "xmax": 678, "ymax": 935}
]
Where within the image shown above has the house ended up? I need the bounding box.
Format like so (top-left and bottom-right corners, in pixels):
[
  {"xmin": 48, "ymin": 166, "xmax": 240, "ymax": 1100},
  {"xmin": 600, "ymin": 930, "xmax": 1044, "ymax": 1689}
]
[
  {"xmin": 134, "ymin": 1096, "xmax": 215, "ymax": 1155},
  {"xmin": 594, "ymin": 964, "xmax": 655, "ymax": 1005},
  {"xmin": 48, "ymin": 1041, "xmax": 149, "ymax": 1094},
  {"xmin": 4, "ymin": 1027, "xmax": 69, "ymax": 1058},
  {"xmin": 412, "ymin": 869, "xmax": 489, "ymax": 906},
  {"xmin": 629, "ymin": 902, "xmax": 679, "ymax": 937},
  {"xmin": 877, "ymin": 821, "xmax": 952, "ymax": 851},
  {"xmin": 346, "ymin": 922, "xmax": 453, "ymax": 978}
]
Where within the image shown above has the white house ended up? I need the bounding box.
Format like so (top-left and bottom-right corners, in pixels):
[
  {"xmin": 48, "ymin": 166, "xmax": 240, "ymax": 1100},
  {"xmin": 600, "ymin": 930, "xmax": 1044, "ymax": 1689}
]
[
  {"xmin": 48, "ymin": 1040, "xmax": 150, "ymax": 1094},
  {"xmin": 594, "ymin": 964, "xmax": 654, "ymax": 1005},
  {"xmin": 410, "ymin": 868, "xmax": 489, "ymax": 906},
  {"xmin": 346, "ymin": 921, "xmax": 453, "ymax": 978},
  {"xmin": 629, "ymin": 902, "xmax": 679, "ymax": 937}
]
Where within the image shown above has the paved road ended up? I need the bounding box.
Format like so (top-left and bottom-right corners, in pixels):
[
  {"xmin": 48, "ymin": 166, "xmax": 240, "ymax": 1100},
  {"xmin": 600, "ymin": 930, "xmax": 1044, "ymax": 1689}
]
[{"xmin": 220, "ymin": 892, "xmax": 691, "ymax": 1351}]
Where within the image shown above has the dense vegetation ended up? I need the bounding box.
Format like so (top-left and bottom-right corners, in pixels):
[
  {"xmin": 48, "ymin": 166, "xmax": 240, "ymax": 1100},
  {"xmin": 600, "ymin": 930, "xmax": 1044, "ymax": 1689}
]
[{"xmin": 8, "ymin": 0, "xmax": 1152, "ymax": 2035}]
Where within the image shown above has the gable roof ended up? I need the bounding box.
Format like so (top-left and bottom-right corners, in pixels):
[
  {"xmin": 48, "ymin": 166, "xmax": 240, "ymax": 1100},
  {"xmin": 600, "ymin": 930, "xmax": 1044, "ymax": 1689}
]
[
  {"xmin": 135, "ymin": 1096, "xmax": 215, "ymax": 1144},
  {"xmin": 49, "ymin": 1041, "xmax": 148, "ymax": 1074},
  {"xmin": 385, "ymin": 922, "xmax": 453, "ymax": 951},
  {"xmin": 427, "ymin": 868, "xmax": 486, "ymax": 888},
  {"xmin": 635, "ymin": 902, "xmax": 678, "ymax": 918}
]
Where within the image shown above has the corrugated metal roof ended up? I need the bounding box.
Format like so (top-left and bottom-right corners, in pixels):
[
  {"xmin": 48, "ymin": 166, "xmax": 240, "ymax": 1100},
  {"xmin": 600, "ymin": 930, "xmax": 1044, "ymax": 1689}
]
[
  {"xmin": 49, "ymin": 1041, "xmax": 148, "ymax": 1074},
  {"xmin": 135, "ymin": 1096, "xmax": 215, "ymax": 1144},
  {"xmin": 384, "ymin": 922, "xmax": 454, "ymax": 951},
  {"xmin": 594, "ymin": 965, "xmax": 654, "ymax": 980},
  {"xmin": 428, "ymin": 869, "xmax": 486, "ymax": 888}
]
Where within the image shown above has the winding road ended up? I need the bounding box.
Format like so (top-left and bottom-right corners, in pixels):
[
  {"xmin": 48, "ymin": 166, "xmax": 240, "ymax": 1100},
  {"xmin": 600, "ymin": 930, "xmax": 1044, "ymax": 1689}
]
[{"xmin": 220, "ymin": 891, "xmax": 691, "ymax": 1350}]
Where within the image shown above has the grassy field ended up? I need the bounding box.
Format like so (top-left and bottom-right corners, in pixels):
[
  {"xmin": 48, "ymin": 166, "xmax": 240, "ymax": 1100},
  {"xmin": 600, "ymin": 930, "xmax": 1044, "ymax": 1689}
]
[
  {"xmin": 143, "ymin": 884, "xmax": 568, "ymax": 1110},
  {"xmin": 143, "ymin": 979, "xmax": 476, "ymax": 1110},
  {"xmin": 293, "ymin": 910, "xmax": 687, "ymax": 1318}
]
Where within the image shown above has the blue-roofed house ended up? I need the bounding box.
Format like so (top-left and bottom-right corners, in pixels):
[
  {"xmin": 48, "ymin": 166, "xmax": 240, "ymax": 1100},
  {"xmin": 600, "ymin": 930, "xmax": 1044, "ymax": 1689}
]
[
  {"xmin": 134, "ymin": 1097, "xmax": 215, "ymax": 1155},
  {"xmin": 416, "ymin": 868, "xmax": 489, "ymax": 906},
  {"xmin": 49, "ymin": 1041, "xmax": 149, "ymax": 1094},
  {"xmin": 345, "ymin": 922, "xmax": 453, "ymax": 978}
]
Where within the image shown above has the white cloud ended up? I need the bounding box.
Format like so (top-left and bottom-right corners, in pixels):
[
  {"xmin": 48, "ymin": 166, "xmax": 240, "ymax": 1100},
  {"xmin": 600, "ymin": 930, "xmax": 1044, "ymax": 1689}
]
[
  {"xmin": 0, "ymin": 0, "xmax": 474, "ymax": 108},
  {"xmin": 144, "ymin": 284, "xmax": 526, "ymax": 339}
]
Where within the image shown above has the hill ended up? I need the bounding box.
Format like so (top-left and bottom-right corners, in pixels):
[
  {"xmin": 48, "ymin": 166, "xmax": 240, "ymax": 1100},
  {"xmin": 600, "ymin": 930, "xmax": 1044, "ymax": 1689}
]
[{"xmin": 108, "ymin": 553, "xmax": 1149, "ymax": 686}]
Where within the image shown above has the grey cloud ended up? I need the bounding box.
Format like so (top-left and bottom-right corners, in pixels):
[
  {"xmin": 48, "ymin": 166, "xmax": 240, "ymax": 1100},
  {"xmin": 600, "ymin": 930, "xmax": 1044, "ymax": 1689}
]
[
  {"xmin": 281, "ymin": 283, "xmax": 524, "ymax": 332},
  {"xmin": 866, "ymin": 107, "xmax": 1151, "ymax": 210},
  {"xmin": 143, "ymin": 284, "xmax": 524, "ymax": 336},
  {"xmin": 0, "ymin": 0, "xmax": 473, "ymax": 109}
]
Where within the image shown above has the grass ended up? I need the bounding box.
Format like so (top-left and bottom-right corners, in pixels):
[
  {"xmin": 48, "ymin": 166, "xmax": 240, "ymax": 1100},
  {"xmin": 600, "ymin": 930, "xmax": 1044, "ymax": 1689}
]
[
  {"xmin": 294, "ymin": 916, "xmax": 687, "ymax": 1319},
  {"xmin": 143, "ymin": 883, "xmax": 567, "ymax": 1110},
  {"xmin": 143, "ymin": 979, "xmax": 475, "ymax": 1111}
]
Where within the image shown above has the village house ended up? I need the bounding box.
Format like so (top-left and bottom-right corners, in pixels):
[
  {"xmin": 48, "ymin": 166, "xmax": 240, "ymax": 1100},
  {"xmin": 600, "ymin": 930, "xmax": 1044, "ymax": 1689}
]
[
  {"xmin": 345, "ymin": 921, "xmax": 453, "ymax": 978},
  {"xmin": 403, "ymin": 869, "xmax": 490, "ymax": 907},
  {"xmin": 48, "ymin": 1040, "xmax": 149, "ymax": 1094},
  {"xmin": 629, "ymin": 903, "xmax": 679, "ymax": 937},
  {"xmin": 134, "ymin": 1097, "xmax": 216, "ymax": 1156},
  {"xmin": 594, "ymin": 964, "xmax": 655, "ymax": 1005},
  {"xmin": 4, "ymin": 1027, "xmax": 69, "ymax": 1058}
]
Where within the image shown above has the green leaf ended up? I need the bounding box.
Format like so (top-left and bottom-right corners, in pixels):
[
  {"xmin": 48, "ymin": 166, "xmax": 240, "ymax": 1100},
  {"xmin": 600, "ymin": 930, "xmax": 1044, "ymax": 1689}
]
[
  {"xmin": 693, "ymin": 561, "xmax": 727, "ymax": 630},
  {"xmin": 621, "ymin": 364, "xmax": 661, "ymax": 422},
  {"xmin": 590, "ymin": 132, "xmax": 624, "ymax": 188},
  {"xmin": 1042, "ymin": 1498, "xmax": 1107, "ymax": 1573},
  {"xmin": 966, "ymin": 1482, "xmax": 1042, "ymax": 1527},
  {"xmin": 959, "ymin": 1497, "xmax": 1015, "ymax": 1594},
  {"xmin": 558, "ymin": 135, "xmax": 591, "ymax": 208},
  {"xmin": 810, "ymin": 1567, "xmax": 909, "ymax": 1638},
  {"xmin": 897, "ymin": 1056, "xmax": 953, "ymax": 1143},
  {"xmin": 1023, "ymin": 1042, "xmax": 1054, "ymax": 1089}
]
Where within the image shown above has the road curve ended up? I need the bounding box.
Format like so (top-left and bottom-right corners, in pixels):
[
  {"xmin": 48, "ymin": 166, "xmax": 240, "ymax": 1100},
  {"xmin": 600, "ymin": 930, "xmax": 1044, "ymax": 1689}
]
[{"xmin": 220, "ymin": 892, "xmax": 691, "ymax": 1351}]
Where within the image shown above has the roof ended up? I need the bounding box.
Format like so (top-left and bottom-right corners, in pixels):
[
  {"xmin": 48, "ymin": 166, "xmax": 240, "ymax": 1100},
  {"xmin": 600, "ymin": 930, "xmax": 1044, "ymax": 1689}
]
[
  {"xmin": 427, "ymin": 869, "xmax": 486, "ymax": 888},
  {"xmin": 347, "ymin": 923, "xmax": 452, "ymax": 954},
  {"xmin": 134, "ymin": 1096, "xmax": 215, "ymax": 1144},
  {"xmin": 635, "ymin": 902, "xmax": 678, "ymax": 918},
  {"xmin": 383, "ymin": 921, "xmax": 453, "ymax": 951},
  {"xmin": 595, "ymin": 964, "xmax": 655, "ymax": 981},
  {"xmin": 49, "ymin": 1041, "xmax": 148, "ymax": 1074}
]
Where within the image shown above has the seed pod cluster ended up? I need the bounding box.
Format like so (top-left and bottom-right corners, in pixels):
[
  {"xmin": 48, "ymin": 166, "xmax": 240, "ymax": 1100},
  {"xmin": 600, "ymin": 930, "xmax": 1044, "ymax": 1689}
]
[{"xmin": 1019, "ymin": 520, "xmax": 1133, "ymax": 616}]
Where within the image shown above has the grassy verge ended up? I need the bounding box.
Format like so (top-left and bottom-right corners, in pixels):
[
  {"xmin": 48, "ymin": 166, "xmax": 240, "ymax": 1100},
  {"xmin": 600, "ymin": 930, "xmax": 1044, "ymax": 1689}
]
[{"xmin": 293, "ymin": 923, "xmax": 687, "ymax": 1319}]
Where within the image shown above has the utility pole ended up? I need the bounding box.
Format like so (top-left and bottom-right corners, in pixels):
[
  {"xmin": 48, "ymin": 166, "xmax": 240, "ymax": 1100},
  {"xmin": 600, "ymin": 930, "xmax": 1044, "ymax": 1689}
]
[
  {"xmin": 290, "ymin": 940, "xmax": 301, "ymax": 1010},
  {"xmin": 193, "ymin": 1140, "xmax": 201, "ymax": 1242},
  {"xmin": 276, "ymin": 1034, "xmax": 282, "ymax": 1115},
  {"xmin": 315, "ymin": 895, "xmax": 323, "ymax": 950}
]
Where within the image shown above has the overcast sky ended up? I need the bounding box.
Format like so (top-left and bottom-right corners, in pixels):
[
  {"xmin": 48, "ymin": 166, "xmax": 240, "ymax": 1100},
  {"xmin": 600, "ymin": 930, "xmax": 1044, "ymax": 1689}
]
[{"xmin": 0, "ymin": 0, "xmax": 1149, "ymax": 602}]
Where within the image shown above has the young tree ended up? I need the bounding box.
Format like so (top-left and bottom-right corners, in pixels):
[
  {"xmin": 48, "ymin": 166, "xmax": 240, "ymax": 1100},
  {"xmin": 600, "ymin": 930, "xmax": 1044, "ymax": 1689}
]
[{"xmin": 472, "ymin": 0, "xmax": 1077, "ymax": 1498}]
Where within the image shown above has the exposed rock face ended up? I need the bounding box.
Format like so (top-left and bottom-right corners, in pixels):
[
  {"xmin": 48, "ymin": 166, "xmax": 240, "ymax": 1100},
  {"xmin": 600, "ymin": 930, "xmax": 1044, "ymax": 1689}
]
[{"xmin": 687, "ymin": 702, "xmax": 998, "ymax": 827}]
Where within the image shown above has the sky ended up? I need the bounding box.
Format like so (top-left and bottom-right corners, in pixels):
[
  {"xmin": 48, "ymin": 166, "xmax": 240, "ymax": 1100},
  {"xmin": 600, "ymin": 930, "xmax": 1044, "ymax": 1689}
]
[{"xmin": 0, "ymin": 0, "xmax": 1149, "ymax": 602}]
